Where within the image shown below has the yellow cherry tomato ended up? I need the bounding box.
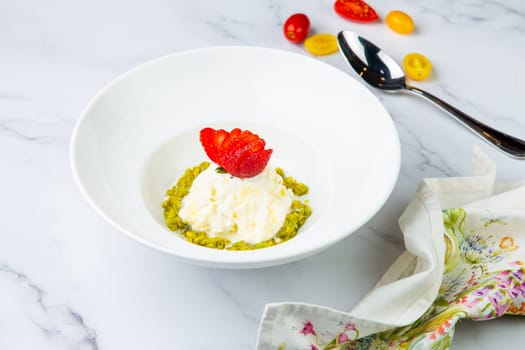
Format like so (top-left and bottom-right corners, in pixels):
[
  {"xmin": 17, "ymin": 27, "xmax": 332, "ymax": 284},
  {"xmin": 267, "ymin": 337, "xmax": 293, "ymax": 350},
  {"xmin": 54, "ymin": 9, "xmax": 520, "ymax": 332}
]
[
  {"xmin": 403, "ymin": 53, "xmax": 432, "ymax": 81},
  {"xmin": 304, "ymin": 33, "xmax": 338, "ymax": 56},
  {"xmin": 386, "ymin": 10, "xmax": 414, "ymax": 34}
]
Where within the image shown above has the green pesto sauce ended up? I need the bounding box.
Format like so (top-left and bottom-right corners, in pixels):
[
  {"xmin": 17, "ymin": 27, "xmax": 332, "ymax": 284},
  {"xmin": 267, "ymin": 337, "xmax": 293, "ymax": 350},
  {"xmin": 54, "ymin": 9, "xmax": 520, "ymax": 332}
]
[
  {"xmin": 162, "ymin": 161, "xmax": 210, "ymax": 232},
  {"xmin": 275, "ymin": 167, "xmax": 309, "ymax": 196},
  {"xmin": 162, "ymin": 163, "xmax": 311, "ymax": 250}
]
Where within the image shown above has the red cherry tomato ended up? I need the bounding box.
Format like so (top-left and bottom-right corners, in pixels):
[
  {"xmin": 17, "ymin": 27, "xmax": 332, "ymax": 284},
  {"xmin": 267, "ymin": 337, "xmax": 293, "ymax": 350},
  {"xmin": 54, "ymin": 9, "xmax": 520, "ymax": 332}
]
[
  {"xmin": 283, "ymin": 13, "xmax": 310, "ymax": 43},
  {"xmin": 334, "ymin": 0, "xmax": 379, "ymax": 23}
]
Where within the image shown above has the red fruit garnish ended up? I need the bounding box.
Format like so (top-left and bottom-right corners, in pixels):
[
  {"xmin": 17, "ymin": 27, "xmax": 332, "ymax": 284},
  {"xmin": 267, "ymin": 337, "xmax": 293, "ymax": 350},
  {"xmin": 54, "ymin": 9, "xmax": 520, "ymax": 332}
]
[
  {"xmin": 236, "ymin": 149, "xmax": 273, "ymax": 178},
  {"xmin": 199, "ymin": 127, "xmax": 228, "ymax": 164},
  {"xmin": 199, "ymin": 127, "xmax": 273, "ymax": 178},
  {"xmin": 217, "ymin": 128, "xmax": 242, "ymax": 157}
]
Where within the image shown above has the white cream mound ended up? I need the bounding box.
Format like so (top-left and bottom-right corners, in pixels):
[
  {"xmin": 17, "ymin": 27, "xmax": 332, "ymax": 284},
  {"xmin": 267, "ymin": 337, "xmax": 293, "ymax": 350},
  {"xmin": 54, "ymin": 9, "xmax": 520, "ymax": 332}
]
[{"xmin": 178, "ymin": 166, "xmax": 294, "ymax": 243}]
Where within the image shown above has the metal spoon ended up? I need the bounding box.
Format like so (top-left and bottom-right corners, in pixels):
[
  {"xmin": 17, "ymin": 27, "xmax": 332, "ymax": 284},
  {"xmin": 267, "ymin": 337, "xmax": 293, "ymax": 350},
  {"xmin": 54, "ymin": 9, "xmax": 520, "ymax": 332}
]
[{"xmin": 337, "ymin": 30, "xmax": 525, "ymax": 160}]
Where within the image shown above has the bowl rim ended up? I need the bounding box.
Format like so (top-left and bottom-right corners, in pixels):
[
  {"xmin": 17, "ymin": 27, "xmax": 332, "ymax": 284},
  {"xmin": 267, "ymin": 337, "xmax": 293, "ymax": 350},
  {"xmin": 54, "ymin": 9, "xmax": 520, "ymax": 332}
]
[{"xmin": 70, "ymin": 45, "xmax": 401, "ymax": 268}]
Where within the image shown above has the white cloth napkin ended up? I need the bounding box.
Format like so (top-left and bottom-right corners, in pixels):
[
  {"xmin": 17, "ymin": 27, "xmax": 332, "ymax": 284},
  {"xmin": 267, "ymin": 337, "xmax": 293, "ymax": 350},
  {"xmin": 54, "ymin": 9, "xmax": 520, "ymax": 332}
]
[{"xmin": 256, "ymin": 147, "xmax": 525, "ymax": 349}]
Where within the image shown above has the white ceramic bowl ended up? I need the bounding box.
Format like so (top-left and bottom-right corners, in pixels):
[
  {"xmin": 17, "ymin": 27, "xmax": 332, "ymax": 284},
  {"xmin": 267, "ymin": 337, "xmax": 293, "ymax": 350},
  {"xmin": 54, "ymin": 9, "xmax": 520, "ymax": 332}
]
[{"xmin": 70, "ymin": 46, "xmax": 400, "ymax": 269}]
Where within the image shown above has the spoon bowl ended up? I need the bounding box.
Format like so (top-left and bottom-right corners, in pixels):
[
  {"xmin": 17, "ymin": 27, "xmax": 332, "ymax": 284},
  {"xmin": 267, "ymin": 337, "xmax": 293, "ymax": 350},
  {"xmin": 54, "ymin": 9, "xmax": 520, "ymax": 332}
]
[
  {"xmin": 337, "ymin": 30, "xmax": 525, "ymax": 159},
  {"xmin": 338, "ymin": 31, "xmax": 405, "ymax": 90}
]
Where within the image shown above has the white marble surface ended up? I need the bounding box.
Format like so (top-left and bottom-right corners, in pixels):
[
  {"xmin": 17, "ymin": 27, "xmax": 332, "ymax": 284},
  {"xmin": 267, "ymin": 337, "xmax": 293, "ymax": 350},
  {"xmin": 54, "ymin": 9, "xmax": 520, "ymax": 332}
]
[{"xmin": 1, "ymin": 0, "xmax": 525, "ymax": 348}]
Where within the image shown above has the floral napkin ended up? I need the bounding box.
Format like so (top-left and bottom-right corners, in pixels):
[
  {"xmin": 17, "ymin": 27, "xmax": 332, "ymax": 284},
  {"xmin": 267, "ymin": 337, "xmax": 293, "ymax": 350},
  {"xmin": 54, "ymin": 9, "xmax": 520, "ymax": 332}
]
[{"xmin": 256, "ymin": 147, "xmax": 525, "ymax": 350}]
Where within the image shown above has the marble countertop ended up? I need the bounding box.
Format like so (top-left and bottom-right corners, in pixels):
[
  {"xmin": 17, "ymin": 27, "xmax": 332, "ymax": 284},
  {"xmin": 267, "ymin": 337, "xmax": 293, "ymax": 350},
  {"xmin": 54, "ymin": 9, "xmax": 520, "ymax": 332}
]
[{"xmin": 2, "ymin": 0, "xmax": 525, "ymax": 348}]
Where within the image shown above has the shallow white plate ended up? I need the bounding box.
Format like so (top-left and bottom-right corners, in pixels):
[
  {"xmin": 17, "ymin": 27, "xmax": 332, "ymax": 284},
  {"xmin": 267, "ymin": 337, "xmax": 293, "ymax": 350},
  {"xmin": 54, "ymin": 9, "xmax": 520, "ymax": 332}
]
[{"xmin": 70, "ymin": 46, "xmax": 400, "ymax": 269}]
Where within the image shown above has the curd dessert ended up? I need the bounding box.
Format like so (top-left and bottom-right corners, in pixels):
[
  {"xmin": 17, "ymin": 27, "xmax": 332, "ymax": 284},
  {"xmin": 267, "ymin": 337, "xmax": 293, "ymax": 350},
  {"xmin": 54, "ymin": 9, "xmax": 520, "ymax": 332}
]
[{"xmin": 162, "ymin": 127, "xmax": 311, "ymax": 250}]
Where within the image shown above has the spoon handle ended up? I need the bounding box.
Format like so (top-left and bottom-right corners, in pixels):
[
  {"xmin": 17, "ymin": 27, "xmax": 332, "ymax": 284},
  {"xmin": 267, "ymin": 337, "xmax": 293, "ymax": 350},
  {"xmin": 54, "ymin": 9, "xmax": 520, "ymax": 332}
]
[{"xmin": 405, "ymin": 85, "xmax": 525, "ymax": 159}]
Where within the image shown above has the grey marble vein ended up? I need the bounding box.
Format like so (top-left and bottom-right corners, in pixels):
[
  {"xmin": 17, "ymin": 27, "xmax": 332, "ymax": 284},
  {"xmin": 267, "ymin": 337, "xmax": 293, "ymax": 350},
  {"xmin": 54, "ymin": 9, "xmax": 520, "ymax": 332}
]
[
  {"xmin": 208, "ymin": 269, "xmax": 260, "ymax": 324},
  {"xmin": 0, "ymin": 121, "xmax": 55, "ymax": 144},
  {"xmin": 0, "ymin": 93, "xmax": 32, "ymax": 102},
  {"xmin": 483, "ymin": 0, "xmax": 525, "ymax": 19},
  {"xmin": 204, "ymin": 12, "xmax": 244, "ymax": 41},
  {"xmin": 362, "ymin": 225, "xmax": 404, "ymax": 248},
  {"xmin": 431, "ymin": 84, "xmax": 525, "ymax": 132},
  {"xmin": 395, "ymin": 119, "xmax": 457, "ymax": 177},
  {"xmin": 266, "ymin": 0, "xmax": 285, "ymax": 26},
  {"xmin": 0, "ymin": 264, "xmax": 99, "ymax": 350},
  {"xmin": 419, "ymin": 0, "xmax": 525, "ymax": 28}
]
